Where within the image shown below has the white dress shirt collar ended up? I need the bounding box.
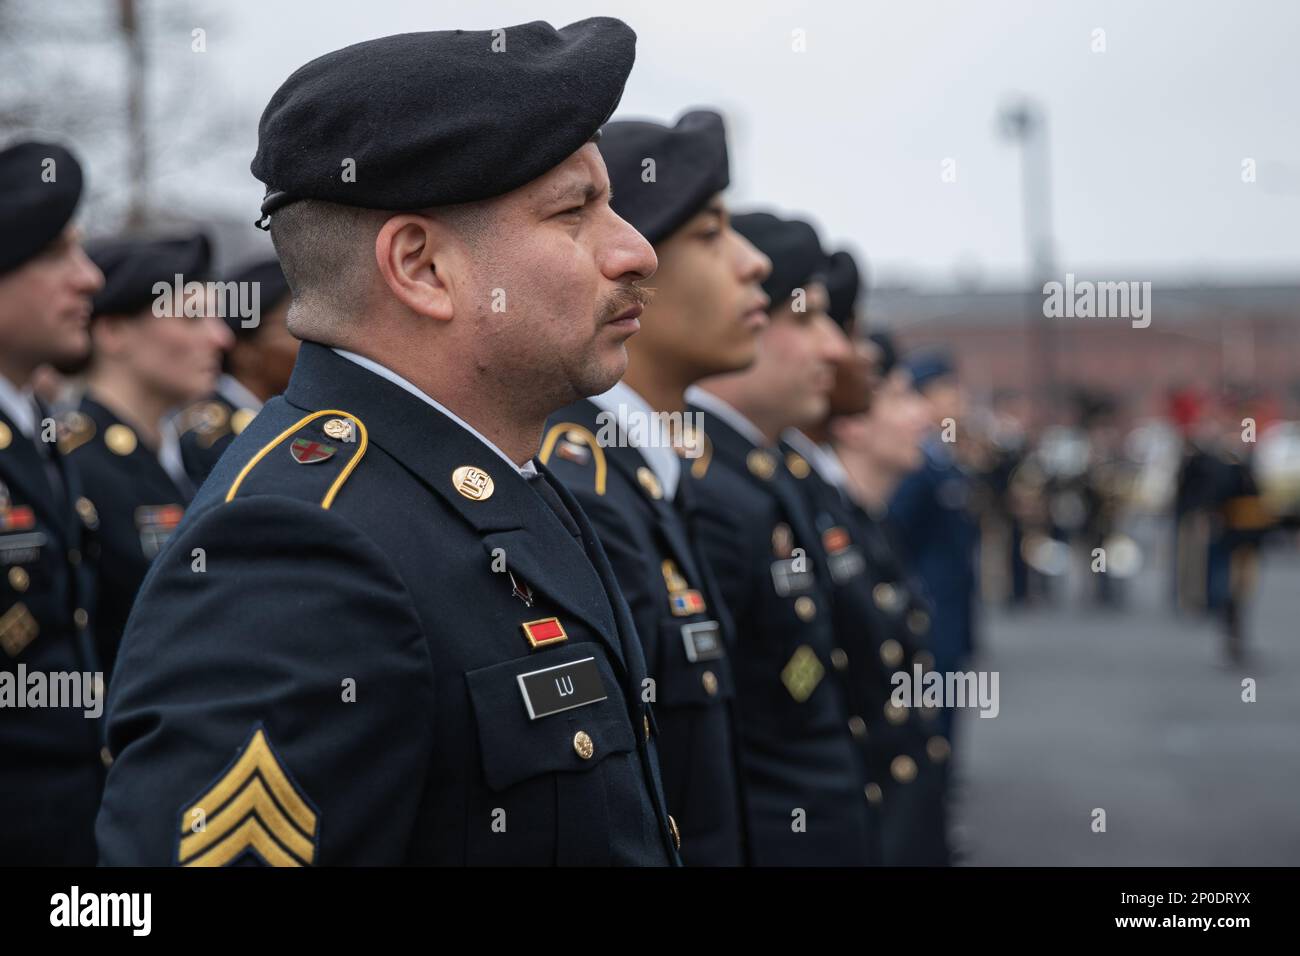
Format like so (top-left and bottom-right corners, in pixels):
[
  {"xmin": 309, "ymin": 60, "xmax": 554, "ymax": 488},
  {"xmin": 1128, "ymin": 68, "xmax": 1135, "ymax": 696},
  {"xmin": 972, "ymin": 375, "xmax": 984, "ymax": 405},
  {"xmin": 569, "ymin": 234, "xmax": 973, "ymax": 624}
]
[
  {"xmin": 685, "ymin": 385, "xmax": 769, "ymax": 449},
  {"xmin": 332, "ymin": 348, "xmax": 538, "ymax": 478},
  {"xmin": 0, "ymin": 372, "xmax": 39, "ymax": 439},
  {"xmin": 783, "ymin": 428, "xmax": 851, "ymax": 490},
  {"xmin": 588, "ymin": 380, "xmax": 682, "ymax": 501}
]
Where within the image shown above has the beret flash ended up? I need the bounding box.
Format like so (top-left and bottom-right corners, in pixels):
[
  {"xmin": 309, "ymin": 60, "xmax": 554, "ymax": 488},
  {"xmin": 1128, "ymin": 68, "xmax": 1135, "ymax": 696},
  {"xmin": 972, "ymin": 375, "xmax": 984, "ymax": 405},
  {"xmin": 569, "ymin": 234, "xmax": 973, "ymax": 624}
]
[
  {"xmin": 251, "ymin": 18, "xmax": 637, "ymax": 226},
  {"xmin": 598, "ymin": 109, "xmax": 730, "ymax": 246}
]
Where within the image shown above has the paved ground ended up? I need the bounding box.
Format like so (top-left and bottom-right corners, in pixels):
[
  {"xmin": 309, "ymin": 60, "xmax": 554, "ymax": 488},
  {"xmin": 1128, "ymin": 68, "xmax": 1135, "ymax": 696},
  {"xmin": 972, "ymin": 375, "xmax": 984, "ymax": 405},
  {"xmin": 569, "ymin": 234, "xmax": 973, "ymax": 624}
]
[{"xmin": 950, "ymin": 538, "xmax": 1300, "ymax": 866}]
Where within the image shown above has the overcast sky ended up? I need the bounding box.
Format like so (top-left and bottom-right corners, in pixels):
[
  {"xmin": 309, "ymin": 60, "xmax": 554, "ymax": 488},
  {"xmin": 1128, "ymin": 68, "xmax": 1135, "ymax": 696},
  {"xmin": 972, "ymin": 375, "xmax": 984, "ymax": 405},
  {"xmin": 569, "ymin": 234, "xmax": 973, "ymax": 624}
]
[{"xmin": 57, "ymin": 0, "xmax": 1300, "ymax": 288}]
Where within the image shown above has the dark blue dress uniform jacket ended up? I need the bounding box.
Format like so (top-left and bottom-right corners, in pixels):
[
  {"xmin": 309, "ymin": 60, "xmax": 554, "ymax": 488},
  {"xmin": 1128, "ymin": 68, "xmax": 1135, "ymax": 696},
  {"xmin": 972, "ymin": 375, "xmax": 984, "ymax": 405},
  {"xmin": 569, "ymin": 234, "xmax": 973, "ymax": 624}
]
[
  {"xmin": 95, "ymin": 342, "xmax": 680, "ymax": 866},
  {"xmin": 0, "ymin": 402, "xmax": 103, "ymax": 865},
  {"xmin": 781, "ymin": 440, "xmax": 951, "ymax": 865},
  {"xmin": 543, "ymin": 398, "xmax": 748, "ymax": 866},
  {"xmin": 684, "ymin": 407, "xmax": 873, "ymax": 866},
  {"xmin": 62, "ymin": 396, "xmax": 191, "ymax": 681}
]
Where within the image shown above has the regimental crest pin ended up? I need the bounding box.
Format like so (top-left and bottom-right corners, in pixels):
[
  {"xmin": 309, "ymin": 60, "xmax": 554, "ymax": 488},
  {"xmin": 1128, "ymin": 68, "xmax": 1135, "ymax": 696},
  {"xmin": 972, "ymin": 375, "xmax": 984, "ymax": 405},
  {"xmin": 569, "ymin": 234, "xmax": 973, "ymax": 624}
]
[
  {"xmin": 290, "ymin": 437, "xmax": 336, "ymax": 464},
  {"xmin": 323, "ymin": 417, "xmax": 356, "ymax": 443}
]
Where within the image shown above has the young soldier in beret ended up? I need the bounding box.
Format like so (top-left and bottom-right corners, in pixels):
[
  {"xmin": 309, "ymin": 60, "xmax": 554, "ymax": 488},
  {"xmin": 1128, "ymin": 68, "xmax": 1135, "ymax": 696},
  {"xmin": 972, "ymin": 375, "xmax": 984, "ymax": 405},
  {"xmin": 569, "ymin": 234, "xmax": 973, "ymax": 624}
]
[
  {"xmin": 97, "ymin": 19, "xmax": 682, "ymax": 866},
  {"xmin": 782, "ymin": 251, "xmax": 952, "ymax": 866},
  {"xmin": 685, "ymin": 211, "xmax": 877, "ymax": 865},
  {"xmin": 63, "ymin": 234, "xmax": 233, "ymax": 679},
  {"xmin": 542, "ymin": 110, "xmax": 770, "ymax": 865},
  {"xmin": 178, "ymin": 256, "xmax": 299, "ymax": 487},
  {"xmin": 0, "ymin": 139, "xmax": 106, "ymax": 864}
]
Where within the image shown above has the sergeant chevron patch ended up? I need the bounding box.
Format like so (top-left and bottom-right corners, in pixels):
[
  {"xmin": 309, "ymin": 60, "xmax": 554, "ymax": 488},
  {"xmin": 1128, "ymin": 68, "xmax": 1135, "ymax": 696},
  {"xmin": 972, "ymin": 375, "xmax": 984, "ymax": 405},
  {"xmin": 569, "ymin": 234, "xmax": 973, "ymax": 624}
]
[{"xmin": 177, "ymin": 726, "xmax": 319, "ymax": 867}]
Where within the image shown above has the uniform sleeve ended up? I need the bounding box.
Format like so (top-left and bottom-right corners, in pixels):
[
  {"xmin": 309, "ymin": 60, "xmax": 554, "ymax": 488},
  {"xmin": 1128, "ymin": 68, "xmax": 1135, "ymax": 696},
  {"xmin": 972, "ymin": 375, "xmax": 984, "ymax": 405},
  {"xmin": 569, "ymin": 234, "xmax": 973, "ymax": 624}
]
[{"xmin": 96, "ymin": 496, "xmax": 434, "ymax": 866}]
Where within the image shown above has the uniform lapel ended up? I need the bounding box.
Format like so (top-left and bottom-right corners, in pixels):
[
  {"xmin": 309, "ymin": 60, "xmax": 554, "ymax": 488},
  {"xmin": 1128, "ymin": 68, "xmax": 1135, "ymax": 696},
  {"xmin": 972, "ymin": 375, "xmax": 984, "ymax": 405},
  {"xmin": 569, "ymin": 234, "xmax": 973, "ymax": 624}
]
[
  {"xmin": 283, "ymin": 343, "xmax": 627, "ymax": 670},
  {"xmin": 0, "ymin": 406, "xmax": 69, "ymax": 544}
]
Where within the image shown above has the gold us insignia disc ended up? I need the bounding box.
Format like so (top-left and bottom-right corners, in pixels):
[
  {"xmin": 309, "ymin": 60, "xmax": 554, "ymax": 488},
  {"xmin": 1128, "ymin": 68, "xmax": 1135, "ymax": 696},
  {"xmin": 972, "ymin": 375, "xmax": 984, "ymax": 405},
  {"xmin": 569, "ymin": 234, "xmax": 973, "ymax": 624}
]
[{"xmin": 452, "ymin": 465, "xmax": 494, "ymax": 501}]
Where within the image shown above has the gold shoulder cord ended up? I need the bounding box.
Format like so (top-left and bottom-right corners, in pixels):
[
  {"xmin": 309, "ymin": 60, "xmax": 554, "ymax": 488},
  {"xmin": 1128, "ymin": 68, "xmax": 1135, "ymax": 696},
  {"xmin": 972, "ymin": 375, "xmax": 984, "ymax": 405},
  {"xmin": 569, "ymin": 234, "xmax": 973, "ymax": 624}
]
[
  {"xmin": 225, "ymin": 409, "xmax": 369, "ymax": 509},
  {"xmin": 538, "ymin": 422, "xmax": 607, "ymax": 496}
]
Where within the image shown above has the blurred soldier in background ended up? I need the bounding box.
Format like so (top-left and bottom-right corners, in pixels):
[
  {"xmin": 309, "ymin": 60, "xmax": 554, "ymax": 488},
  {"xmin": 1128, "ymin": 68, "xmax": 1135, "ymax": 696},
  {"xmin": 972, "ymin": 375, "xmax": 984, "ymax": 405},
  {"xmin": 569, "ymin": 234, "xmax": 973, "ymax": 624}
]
[
  {"xmin": 889, "ymin": 351, "xmax": 979, "ymax": 742},
  {"xmin": 63, "ymin": 234, "xmax": 232, "ymax": 677},
  {"xmin": 784, "ymin": 253, "xmax": 952, "ymax": 865},
  {"xmin": 1174, "ymin": 390, "xmax": 1272, "ymax": 663},
  {"xmin": 686, "ymin": 211, "xmax": 876, "ymax": 865},
  {"xmin": 179, "ymin": 256, "xmax": 298, "ymax": 487},
  {"xmin": 0, "ymin": 140, "xmax": 105, "ymax": 865},
  {"xmin": 543, "ymin": 109, "xmax": 769, "ymax": 865}
]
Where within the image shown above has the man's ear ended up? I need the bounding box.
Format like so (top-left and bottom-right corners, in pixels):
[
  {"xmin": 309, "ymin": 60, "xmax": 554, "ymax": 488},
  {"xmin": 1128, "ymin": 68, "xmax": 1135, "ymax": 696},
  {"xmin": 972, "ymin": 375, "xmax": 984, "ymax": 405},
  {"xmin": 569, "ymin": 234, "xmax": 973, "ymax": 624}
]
[{"xmin": 374, "ymin": 214, "xmax": 457, "ymax": 322}]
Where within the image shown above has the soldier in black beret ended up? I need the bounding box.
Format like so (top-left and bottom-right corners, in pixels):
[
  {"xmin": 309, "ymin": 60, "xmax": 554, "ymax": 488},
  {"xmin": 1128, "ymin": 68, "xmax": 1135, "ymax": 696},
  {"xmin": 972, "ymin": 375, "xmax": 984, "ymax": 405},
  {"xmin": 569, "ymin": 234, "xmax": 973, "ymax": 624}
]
[
  {"xmin": 782, "ymin": 251, "xmax": 952, "ymax": 865},
  {"xmin": 178, "ymin": 257, "xmax": 298, "ymax": 487},
  {"xmin": 542, "ymin": 109, "xmax": 770, "ymax": 865},
  {"xmin": 98, "ymin": 19, "xmax": 682, "ymax": 866},
  {"xmin": 0, "ymin": 139, "xmax": 106, "ymax": 864},
  {"xmin": 62, "ymin": 233, "xmax": 233, "ymax": 679},
  {"xmin": 681, "ymin": 211, "xmax": 878, "ymax": 864}
]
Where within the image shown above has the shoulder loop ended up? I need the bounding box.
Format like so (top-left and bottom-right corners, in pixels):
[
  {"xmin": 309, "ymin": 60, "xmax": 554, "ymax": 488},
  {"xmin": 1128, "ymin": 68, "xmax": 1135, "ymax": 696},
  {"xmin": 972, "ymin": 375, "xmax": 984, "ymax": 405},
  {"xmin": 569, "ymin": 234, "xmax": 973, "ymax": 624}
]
[
  {"xmin": 689, "ymin": 433, "xmax": 712, "ymax": 479},
  {"xmin": 539, "ymin": 422, "xmax": 607, "ymax": 496},
  {"xmin": 225, "ymin": 409, "xmax": 369, "ymax": 509}
]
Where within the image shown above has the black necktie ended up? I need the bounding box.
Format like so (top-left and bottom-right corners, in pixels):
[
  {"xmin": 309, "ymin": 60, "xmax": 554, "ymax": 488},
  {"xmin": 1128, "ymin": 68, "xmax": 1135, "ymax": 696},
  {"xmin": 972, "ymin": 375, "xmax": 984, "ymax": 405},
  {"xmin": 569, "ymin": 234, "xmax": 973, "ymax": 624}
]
[{"xmin": 530, "ymin": 472, "xmax": 582, "ymax": 539}]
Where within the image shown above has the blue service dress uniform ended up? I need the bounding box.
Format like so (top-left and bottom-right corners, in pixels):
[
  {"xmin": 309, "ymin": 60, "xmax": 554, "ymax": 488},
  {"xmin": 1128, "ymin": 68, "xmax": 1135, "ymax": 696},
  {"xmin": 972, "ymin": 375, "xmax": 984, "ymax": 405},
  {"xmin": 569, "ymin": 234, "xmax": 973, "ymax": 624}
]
[
  {"xmin": 95, "ymin": 342, "xmax": 680, "ymax": 866},
  {"xmin": 0, "ymin": 399, "xmax": 104, "ymax": 865},
  {"xmin": 888, "ymin": 438, "xmax": 979, "ymax": 739},
  {"xmin": 60, "ymin": 397, "xmax": 192, "ymax": 680},
  {"xmin": 542, "ymin": 395, "xmax": 748, "ymax": 865},
  {"xmin": 782, "ymin": 436, "xmax": 951, "ymax": 865},
  {"xmin": 683, "ymin": 397, "xmax": 874, "ymax": 866}
]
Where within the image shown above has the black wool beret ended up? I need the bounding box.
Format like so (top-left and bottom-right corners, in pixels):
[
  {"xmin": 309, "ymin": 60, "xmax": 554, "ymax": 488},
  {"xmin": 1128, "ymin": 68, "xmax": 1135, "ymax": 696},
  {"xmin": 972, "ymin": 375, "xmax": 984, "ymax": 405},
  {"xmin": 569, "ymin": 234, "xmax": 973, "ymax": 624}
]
[
  {"xmin": 825, "ymin": 249, "xmax": 861, "ymax": 329},
  {"xmin": 252, "ymin": 18, "xmax": 637, "ymax": 225},
  {"xmin": 88, "ymin": 234, "xmax": 213, "ymax": 318},
  {"xmin": 0, "ymin": 141, "xmax": 85, "ymax": 276},
  {"xmin": 904, "ymin": 349, "xmax": 957, "ymax": 392},
  {"xmin": 223, "ymin": 257, "xmax": 290, "ymax": 338},
  {"xmin": 598, "ymin": 109, "xmax": 730, "ymax": 246},
  {"xmin": 730, "ymin": 212, "xmax": 826, "ymax": 309}
]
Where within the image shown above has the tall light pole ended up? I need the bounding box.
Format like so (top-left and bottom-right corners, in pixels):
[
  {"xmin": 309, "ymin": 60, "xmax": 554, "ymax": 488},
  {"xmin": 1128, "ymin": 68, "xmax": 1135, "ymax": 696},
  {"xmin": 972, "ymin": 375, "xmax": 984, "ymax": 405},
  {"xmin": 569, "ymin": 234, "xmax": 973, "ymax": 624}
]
[{"xmin": 999, "ymin": 98, "xmax": 1057, "ymax": 426}]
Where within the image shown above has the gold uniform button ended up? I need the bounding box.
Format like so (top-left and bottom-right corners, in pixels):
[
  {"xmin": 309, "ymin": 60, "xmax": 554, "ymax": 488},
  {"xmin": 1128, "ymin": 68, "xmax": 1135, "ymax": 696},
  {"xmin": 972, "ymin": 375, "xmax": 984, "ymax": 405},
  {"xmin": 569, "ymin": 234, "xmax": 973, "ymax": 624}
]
[
  {"xmin": 100, "ymin": 746, "xmax": 114, "ymax": 768},
  {"xmin": 8, "ymin": 567, "xmax": 30, "ymax": 592},
  {"xmin": 73, "ymin": 608, "xmax": 88, "ymax": 630},
  {"xmin": 104, "ymin": 423, "xmax": 137, "ymax": 456},
  {"xmin": 830, "ymin": 647, "xmax": 849, "ymax": 671},
  {"xmin": 864, "ymin": 783, "xmax": 883, "ymax": 806},
  {"xmin": 848, "ymin": 715, "xmax": 867, "ymax": 738},
  {"xmin": 907, "ymin": 610, "xmax": 930, "ymax": 635},
  {"xmin": 872, "ymin": 582, "xmax": 900, "ymax": 612},
  {"xmin": 668, "ymin": 814, "xmax": 681, "ymax": 851},
  {"xmin": 794, "ymin": 596, "xmax": 816, "ymax": 621},
  {"xmin": 701, "ymin": 670, "xmax": 718, "ymax": 696},
  {"xmin": 643, "ymin": 714, "xmax": 651, "ymax": 741},
  {"xmin": 883, "ymin": 700, "xmax": 907, "ymax": 725},
  {"xmin": 891, "ymin": 754, "xmax": 918, "ymax": 784},
  {"xmin": 572, "ymin": 731, "xmax": 594, "ymax": 760},
  {"xmin": 0, "ymin": 421, "xmax": 10, "ymax": 449},
  {"xmin": 878, "ymin": 638, "xmax": 904, "ymax": 668},
  {"xmin": 927, "ymin": 736, "xmax": 951, "ymax": 763}
]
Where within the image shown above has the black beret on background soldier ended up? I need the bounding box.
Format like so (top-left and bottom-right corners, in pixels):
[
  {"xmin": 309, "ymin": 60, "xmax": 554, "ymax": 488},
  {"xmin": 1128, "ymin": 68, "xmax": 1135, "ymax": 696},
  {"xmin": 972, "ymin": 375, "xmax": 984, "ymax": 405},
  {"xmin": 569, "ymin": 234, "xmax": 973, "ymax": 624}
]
[
  {"xmin": 97, "ymin": 19, "xmax": 685, "ymax": 866},
  {"xmin": 543, "ymin": 109, "xmax": 771, "ymax": 865},
  {"xmin": 0, "ymin": 139, "xmax": 105, "ymax": 865}
]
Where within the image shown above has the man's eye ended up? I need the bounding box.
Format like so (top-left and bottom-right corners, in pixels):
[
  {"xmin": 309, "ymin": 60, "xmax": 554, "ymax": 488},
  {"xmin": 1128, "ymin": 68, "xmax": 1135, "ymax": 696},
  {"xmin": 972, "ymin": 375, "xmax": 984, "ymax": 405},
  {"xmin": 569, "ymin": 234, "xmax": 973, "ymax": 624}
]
[
  {"xmin": 699, "ymin": 229, "xmax": 722, "ymax": 241},
  {"xmin": 558, "ymin": 205, "xmax": 584, "ymax": 217}
]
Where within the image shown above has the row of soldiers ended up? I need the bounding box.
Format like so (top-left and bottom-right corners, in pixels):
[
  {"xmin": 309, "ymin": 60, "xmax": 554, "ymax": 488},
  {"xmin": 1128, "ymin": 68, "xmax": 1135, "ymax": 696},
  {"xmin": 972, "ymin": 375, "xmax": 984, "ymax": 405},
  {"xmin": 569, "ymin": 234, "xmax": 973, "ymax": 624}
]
[{"xmin": 1, "ymin": 17, "xmax": 978, "ymax": 866}]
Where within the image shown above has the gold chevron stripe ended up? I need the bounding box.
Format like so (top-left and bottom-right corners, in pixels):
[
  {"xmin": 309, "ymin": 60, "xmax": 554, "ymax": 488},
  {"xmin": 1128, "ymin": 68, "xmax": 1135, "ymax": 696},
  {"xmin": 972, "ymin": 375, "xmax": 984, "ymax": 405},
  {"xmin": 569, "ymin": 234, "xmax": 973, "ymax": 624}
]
[
  {"xmin": 180, "ymin": 729, "xmax": 317, "ymax": 842},
  {"xmin": 183, "ymin": 816, "xmax": 304, "ymax": 867},
  {"xmin": 179, "ymin": 775, "xmax": 315, "ymax": 864}
]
